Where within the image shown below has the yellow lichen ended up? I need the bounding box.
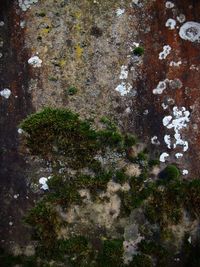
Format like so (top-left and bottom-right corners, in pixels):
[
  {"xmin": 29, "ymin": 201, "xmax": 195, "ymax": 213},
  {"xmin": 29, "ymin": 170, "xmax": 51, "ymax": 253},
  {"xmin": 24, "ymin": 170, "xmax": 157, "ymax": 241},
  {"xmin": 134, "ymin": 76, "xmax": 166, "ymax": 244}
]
[{"xmin": 75, "ymin": 44, "xmax": 84, "ymax": 59}]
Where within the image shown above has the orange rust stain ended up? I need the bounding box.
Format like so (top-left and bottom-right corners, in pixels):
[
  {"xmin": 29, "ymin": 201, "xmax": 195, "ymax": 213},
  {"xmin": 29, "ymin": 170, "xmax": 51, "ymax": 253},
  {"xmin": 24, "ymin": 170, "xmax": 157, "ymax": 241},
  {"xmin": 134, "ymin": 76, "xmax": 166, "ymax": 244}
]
[{"xmin": 132, "ymin": 0, "xmax": 200, "ymax": 176}]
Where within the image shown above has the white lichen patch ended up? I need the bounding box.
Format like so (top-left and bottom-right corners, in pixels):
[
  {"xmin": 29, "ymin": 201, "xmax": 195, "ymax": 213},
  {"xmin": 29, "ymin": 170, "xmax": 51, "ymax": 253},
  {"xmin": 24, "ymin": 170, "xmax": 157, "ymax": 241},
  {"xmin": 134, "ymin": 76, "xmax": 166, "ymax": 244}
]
[
  {"xmin": 17, "ymin": 128, "xmax": 24, "ymax": 134},
  {"xmin": 164, "ymin": 135, "xmax": 171, "ymax": 149},
  {"xmin": 153, "ymin": 80, "xmax": 167, "ymax": 94},
  {"xmin": 182, "ymin": 169, "xmax": 188, "ymax": 175},
  {"xmin": 0, "ymin": 88, "xmax": 11, "ymax": 99},
  {"xmin": 165, "ymin": 1, "xmax": 175, "ymax": 9},
  {"xmin": 159, "ymin": 152, "xmax": 169, "ymax": 162},
  {"xmin": 163, "ymin": 106, "xmax": 190, "ymax": 153},
  {"xmin": 179, "ymin": 21, "xmax": 200, "ymax": 42},
  {"xmin": 13, "ymin": 194, "xmax": 20, "ymax": 199},
  {"xmin": 28, "ymin": 56, "xmax": 42, "ymax": 68},
  {"xmin": 18, "ymin": 0, "xmax": 38, "ymax": 12},
  {"xmin": 153, "ymin": 78, "xmax": 181, "ymax": 95},
  {"xmin": 170, "ymin": 61, "xmax": 182, "ymax": 67},
  {"xmin": 116, "ymin": 8, "xmax": 125, "ymax": 17},
  {"xmin": 151, "ymin": 136, "xmax": 160, "ymax": 145},
  {"xmin": 166, "ymin": 18, "xmax": 176, "ymax": 30},
  {"xmin": 115, "ymin": 82, "xmax": 132, "ymax": 96},
  {"xmin": 119, "ymin": 65, "xmax": 129, "ymax": 79},
  {"xmin": 162, "ymin": 103, "xmax": 169, "ymax": 110},
  {"xmin": 132, "ymin": 0, "xmax": 139, "ymax": 5},
  {"xmin": 190, "ymin": 64, "xmax": 199, "ymax": 71},
  {"xmin": 159, "ymin": 45, "xmax": 171, "ymax": 60},
  {"xmin": 175, "ymin": 153, "xmax": 183, "ymax": 159},
  {"xmin": 39, "ymin": 176, "xmax": 51, "ymax": 190},
  {"xmin": 0, "ymin": 21, "xmax": 5, "ymax": 26},
  {"xmin": 115, "ymin": 65, "xmax": 132, "ymax": 96},
  {"xmin": 177, "ymin": 14, "xmax": 186, "ymax": 24}
]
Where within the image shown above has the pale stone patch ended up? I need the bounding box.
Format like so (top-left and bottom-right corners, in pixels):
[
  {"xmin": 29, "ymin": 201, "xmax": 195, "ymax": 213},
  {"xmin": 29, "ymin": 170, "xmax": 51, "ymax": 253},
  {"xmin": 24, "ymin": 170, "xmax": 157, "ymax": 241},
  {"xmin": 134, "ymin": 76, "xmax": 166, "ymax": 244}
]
[{"xmin": 125, "ymin": 164, "xmax": 141, "ymax": 177}]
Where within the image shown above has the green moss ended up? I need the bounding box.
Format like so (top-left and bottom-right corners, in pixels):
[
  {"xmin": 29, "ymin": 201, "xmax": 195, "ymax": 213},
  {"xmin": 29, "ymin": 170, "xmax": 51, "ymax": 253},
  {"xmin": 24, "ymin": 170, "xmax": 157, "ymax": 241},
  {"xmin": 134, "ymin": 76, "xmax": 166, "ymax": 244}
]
[
  {"xmin": 159, "ymin": 165, "xmax": 180, "ymax": 182},
  {"xmin": 130, "ymin": 254, "xmax": 153, "ymax": 267},
  {"xmin": 20, "ymin": 108, "xmax": 98, "ymax": 167},
  {"xmin": 97, "ymin": 239, "xmax": 124, "ymax": 267},
  {"xmin": 148, "ymin": 159, "xmax": 160, "ymax": 168},
  {"xmin": 24, "ymin": 201, "xmax": 60, "ymax": 254},
  {"xmin": 66, "ymin": 86, "xmax": 78, "ymax": 95},
  {"xmin": 184, "ymin": 179, "xmax": 200, "ymax": 217},
  {"xmin": 145, "ymin": 179, "xmax": 184, "ymax": 226},
  {"xmin": 36, "ymin": 11, "xmax": 46, "ymax": 17},
  {"xmin": 133, "ymin": 46, "xmax": 144, "ymax": 56},
  {"xmin": 55, "ymin": 236, "xmax": 93, "ymax": 265},
  {"xmin": 124, "ymin": 133, "xmax": 137, "ymax": 148}
]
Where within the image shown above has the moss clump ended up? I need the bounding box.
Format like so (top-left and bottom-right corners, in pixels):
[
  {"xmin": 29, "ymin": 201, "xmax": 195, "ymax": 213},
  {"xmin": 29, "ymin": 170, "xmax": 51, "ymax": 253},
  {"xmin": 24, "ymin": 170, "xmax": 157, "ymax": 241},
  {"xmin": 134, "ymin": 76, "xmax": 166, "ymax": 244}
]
[
  {"xmin": 20, "ymin": 108, "xmax": 133, "ymax": 168},
  {"xmin": 20, "ymin": 108, "xmax": 98, "ymax": 167},
  {"xmin": 97, "ymin": 239, "xmax": 124, "ymax": 267},
  {"xmin": 145, "ymin": 179, "xmax": 184, "ymax": 226},
  {"xmin": 24, "ymin": 201, "xmax": 60, "ymax": 255},
  {"xmin": 56, "ymin": 236, "xmax": 93, "ymax": 265},
  {"xmin": 184, "ymin": 179, "xmax": 200, "ymax": 217},
  {"xmin": 133, "ymin": 46, "xmax": 144, "ymax": 56},
  {"xmin": 130, "ymin": 254, "xmax": 153, "ymax": 267},
  {"xmin": 66, "ymin": 86, "xmax": 78, "ymax": 95},
  {"xmin": 159, "ymin": 164, "xmax": 180, "ymax": 181},
  {"xmin": 0, "ymin": 248, "xmax": 38, "ymax": 267}
]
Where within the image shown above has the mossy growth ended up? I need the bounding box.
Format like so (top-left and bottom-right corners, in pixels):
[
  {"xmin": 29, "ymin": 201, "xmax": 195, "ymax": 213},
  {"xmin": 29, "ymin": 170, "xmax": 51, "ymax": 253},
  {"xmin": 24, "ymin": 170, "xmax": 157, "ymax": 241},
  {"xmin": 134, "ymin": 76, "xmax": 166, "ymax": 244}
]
[
  {"xmin": 159, "ymin": 164, "xmax": 180, "ymax": 182},
  {"xmin": 0, "ymin": 248, "xmax": 39, "ymax": 267},
  {"xmin": 45, "ymin": 171, "xmax": 112, "ymax": 207},
  {"xmin": 65, "ymin": 86, "xmax": 78, "ymax": 95},
  {"xmin": 145, "ymin": 178, "xmax": 184, "ymax": 226},
  {"xmin": 133, "ymin": 46, "xmax": 144, "ymax": 56},
  {"xmin": 130, "ymin": 254, "xmax": 153, "ymax": 267},
  {"xmin": 20, "ymin": 108, "xmax": 136, "ymax": 168},
  {"xmin": 24, "ymin": 201, "xmax": 60, "ymax": 255},
  {"xmin": 20, "ymin": 108, "xmax": 98, "ymax": 167},
  {"xmin": 97, "ymin": 239, "xmax": 124, "ymax": 267},
  {"xmin": 184, "ymin": 179, "xmax": 200, "ymax": 217}
]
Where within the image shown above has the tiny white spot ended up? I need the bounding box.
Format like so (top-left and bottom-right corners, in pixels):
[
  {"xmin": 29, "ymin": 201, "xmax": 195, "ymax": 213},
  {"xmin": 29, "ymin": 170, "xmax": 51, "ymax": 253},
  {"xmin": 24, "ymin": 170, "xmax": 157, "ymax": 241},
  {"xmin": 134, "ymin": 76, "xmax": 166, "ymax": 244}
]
[
  {"xmin": 164, "ymin": 135, "xmax": 171, "ymax": 149},
  {"xmin": 17, "ymin": 128, "xmax": 24, "ymax": 134},
  {"xmin": 116, "ymin": 8, "xmax": 125, "ymax": 16},
  {"xmin": 28, "ymin": 55, "xmax": 42, "ymax": 68},
  {"xmin": 162, "ymin": 103, "xmax": 169, "ymax": 110},
  {"xmin": 175, "ymin": 153, "xmax": 183, "ymax": 159},
  {"xmin": 165, "ymin": 18, "xmax": 176, "ymax": 30},
  {"xmin": 182, "ymin": 169, "xmax": 188, "ymax": 175},
  {"xmin": 115, "ymin": 82, "xmax": 132, "ymax": 96},
  {"xmin": 159, "ymin": 152, "xmax": 169, "ymax": 162},
  {"xmin": 165, "ymin": 1, "xmax": 175, "ymax": 9},
  {"xmin": 177, "ymin": 14, "xmax": 186, "ymax": 24},
  {"xmin": 159, "ymin": 45, "xmax": 171, "ymax": 60},
  {"xmin": 170, "ymin": 61, "xmax": 182, "ymax": 67},
  {"xmin": 39, "ymin": 176, "xmax": 52, "ymax": 191},
  {"xmin": 151, "ymin": 136, "xmax": 160, "ymax": 145},
  {"xmin": 0, "ymin": 88, "xmax": 11, "ymax": 99},
  {"xmin": 119, "ymin": 65, "xmax": 129, "ymax": 80}
]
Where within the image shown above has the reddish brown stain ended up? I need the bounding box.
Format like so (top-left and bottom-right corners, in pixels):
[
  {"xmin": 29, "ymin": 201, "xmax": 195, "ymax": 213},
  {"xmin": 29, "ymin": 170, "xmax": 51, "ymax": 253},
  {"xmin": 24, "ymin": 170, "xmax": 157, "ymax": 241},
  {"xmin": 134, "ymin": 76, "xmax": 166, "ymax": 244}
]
[{"xmin": 132, "ymin": 1, "xmax": 200, "ymax": 176}]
